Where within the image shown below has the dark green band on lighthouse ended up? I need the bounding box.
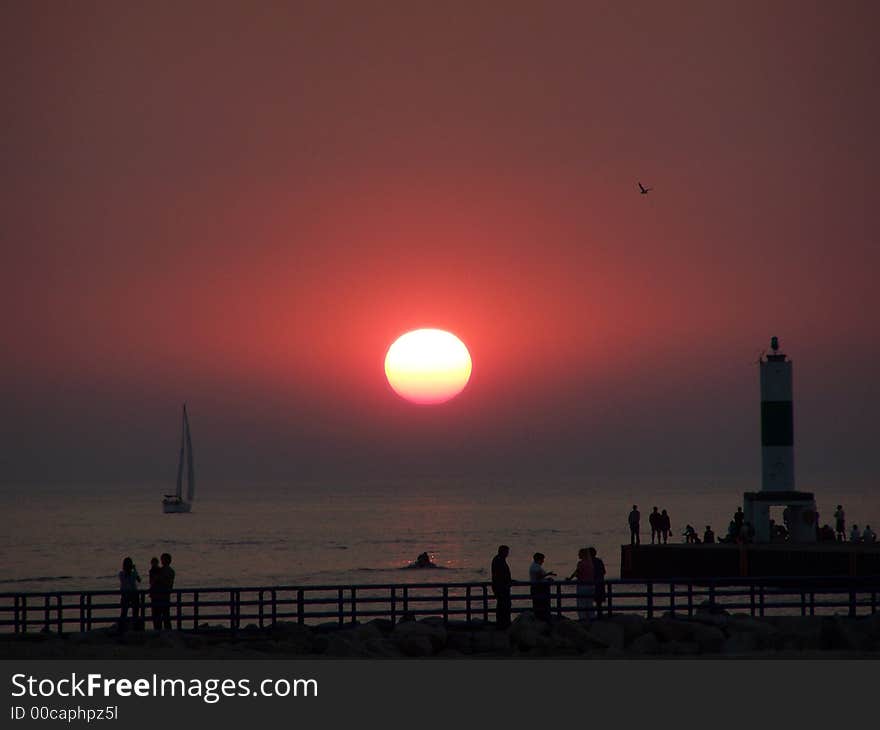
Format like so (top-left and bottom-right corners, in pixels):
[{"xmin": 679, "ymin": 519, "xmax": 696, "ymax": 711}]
[{"xmin": 761, "ymin": 401, "xmax": 793, "ymax": 446}]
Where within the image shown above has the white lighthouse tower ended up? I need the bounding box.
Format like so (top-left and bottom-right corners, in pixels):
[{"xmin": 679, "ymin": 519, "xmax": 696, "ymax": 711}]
[{"xmin": 743, "ymin": 337, "xmax": 816, "ymax": 543}]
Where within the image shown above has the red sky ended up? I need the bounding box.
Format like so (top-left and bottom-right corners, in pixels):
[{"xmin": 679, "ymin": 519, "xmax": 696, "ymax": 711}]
[{"xmin": 2, "ymin": 2, "xmax": 878, "ymax": 484}]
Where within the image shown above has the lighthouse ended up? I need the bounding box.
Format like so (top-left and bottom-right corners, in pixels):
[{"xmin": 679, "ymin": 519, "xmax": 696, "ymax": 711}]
[
  {"xmin": 760, "ymin": 336, "xmax": 794, "ymax": 490},
  {"xmin": 743, "ymin": 337, "xmax": 816, "ymax": 543}
]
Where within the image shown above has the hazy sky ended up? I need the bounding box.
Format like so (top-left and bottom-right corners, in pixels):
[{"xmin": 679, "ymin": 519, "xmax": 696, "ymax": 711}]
[{"xmin": 2, "ymin": 2, "xmax": 878, "ymax": 485}]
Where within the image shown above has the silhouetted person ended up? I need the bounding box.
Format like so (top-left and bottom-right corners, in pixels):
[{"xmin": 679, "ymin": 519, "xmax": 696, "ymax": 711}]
[
  {"xmin": 683, "ymin": 524, "xmax": 699, "ymax": 544},
  {"xmin": 863, "ymin": 525, "xmax": 876, "ymax": 544},
  {"xmin": 850, "ymin": 525, "xmax": 861, "ymax": 544},
  {"xmin": 118, "ymin": 557, "xmax": 141, "ymax": 632},
  {"xmin": 415, "ymin": 552, "xmax": 431, "ymax": 568},
  {"xmin": 660, "ymin": 509, "xmax": 671, "ymax": 544},
  {"xmin": 628, "ymin": 505, "xmax": 641, "ymax": 545},
  {"xmin": 491, "ymin": 545, "xmax": 513, "ymax": 629},
  {"xmin": 782, "ymin": 506, "xmax": 793, "ymax": 534},
  {"xmin": 529, "ymin": 552, "xmax": 555, "ymax": 621},
  {"xmin": 725, "ymin": 520, "xmax": 737, "ymax": 543},
  {"xmin": 819, "ymin": 524, "xmax": 836, "ymax": 542},
  {"xmin": 153, "ymin": 552, "xmax": 175, "ymax": 630},
  {"xmin": 733, "ymin": 507, "xmax": 745, "ymax": 537},
  {"xmin": 834, "ymin": 505, "xmax": 846, "ymax": 542},
  {"xmin": 566, "ymin": 548, "xmax": 594, "ymax": 622},
  {"xmin": 588, "ymin": 547, "xmax": 606, "ymax": 618},
  {"xmin": 148, "ymin": 557, "xmax": 161, "ymax": 629},
  {"xmin": 649, "ymin": 506, "xmax": 661, "ymax": 544}
]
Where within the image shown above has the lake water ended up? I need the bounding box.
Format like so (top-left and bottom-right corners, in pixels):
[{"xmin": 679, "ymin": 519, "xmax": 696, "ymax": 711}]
[{"xmin": 2, "ymin": 476, "xmax": 877, "ymax": 594}]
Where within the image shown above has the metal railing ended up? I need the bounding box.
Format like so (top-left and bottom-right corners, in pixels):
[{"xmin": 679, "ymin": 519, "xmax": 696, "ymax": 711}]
[{"xmin": 1, "ymin": 577, "xmax": 878, "ymax": 634}]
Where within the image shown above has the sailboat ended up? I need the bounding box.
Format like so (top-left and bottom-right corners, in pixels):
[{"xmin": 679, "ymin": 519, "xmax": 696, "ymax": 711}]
[{"xmin": 163, "ymin": 404, "xmax": 195, "ymax": 513}]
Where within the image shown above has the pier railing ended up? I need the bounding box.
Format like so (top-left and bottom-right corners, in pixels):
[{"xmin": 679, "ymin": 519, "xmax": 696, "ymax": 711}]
[{"xmin": 1, "ymin": 577, "xmax": 878, "ymax": 634}]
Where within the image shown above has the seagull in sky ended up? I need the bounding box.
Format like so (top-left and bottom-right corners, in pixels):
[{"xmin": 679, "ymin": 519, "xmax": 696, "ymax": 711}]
[{"xmin": 638, "ymin": 181, "xmax": 653, "ymax": 195}]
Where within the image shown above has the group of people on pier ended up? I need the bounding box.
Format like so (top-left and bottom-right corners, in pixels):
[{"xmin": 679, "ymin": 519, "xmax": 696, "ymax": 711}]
[
  {"xmin": 628, "ymin": 505, "xmax": 674, "ymax": 545},
  {"xmin": 831, "ymin": 505, "xmax": 877, "ymax": 545},
  {"xmin": 490, "ymin": 545, "xmax": 606, "ymax": 629},
  {"xmin": 626, "ymin": 503, "xmax": 878, "ymax": 547},
  {"xmin": 117, "ymin": 553, "xmax": 175, "ymax": 632}
]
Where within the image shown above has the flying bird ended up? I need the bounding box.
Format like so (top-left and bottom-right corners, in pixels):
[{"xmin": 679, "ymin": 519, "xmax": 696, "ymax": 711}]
[{"xmin": 638, "ymin": 181, "xmax": 653, "ymax": 195}]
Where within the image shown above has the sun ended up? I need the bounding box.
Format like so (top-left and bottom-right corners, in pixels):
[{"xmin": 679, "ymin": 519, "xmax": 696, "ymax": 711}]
[{"xmin": 384, "ymin": 329, "xmax": 472, "ymax": 404}]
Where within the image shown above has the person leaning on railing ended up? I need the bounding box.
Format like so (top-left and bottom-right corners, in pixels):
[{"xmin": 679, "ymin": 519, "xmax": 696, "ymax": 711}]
[{"xmin": 566, "ymin": 548, "xmax": 594, "ymax": 622}]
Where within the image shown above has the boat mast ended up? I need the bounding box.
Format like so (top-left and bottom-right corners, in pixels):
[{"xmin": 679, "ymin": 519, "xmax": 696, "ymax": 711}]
[
  {"xmin": 184, "ymin": 403, "xmax": 195, "ymax": 502},
  {"xmin": 175, "ymin": 405, "xmax": 185, "ymax": 500}
]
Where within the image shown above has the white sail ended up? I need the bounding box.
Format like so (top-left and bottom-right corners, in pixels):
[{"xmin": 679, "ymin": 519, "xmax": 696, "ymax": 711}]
[
  {"xmin": 164, "ymin": 404, "xmax": 194, "ymax": 513},
  {"xmin": 175, "ymin": 407, "xmax": 185, "ymax": 499},
  {"xmin": 184, "ymin": 405, "xmax": 195, "ymax": 502}
]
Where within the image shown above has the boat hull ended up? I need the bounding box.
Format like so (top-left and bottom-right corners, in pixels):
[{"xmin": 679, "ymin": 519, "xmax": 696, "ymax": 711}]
[{"xmin": 162, "ymin": 500, "xmax": 192, "ymax": 514}]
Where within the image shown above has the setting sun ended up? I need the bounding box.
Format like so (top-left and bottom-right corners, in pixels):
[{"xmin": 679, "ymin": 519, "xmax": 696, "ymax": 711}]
[{"xmin": 384, "ymin": 329, "xmax": 472, "ymax": 404}]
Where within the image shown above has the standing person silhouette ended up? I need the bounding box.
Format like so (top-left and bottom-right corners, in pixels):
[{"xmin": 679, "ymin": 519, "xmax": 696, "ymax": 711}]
[
  {"xmin": 148, "ymin": 557, "xmax": 161, "ymax": 629},
  {"xmin": 660, "ymin": 509, "xmax": 671, "ymax": 544},
  {"xmin": 153, "ymin": 553, "xmax": 175, "ymax": 630},
  {"xmin": 118, "ymin": 557, "xmax": 141, "ymax": 633},
  {"xmin": 733, "ymin": 507, "xmax": 745, "ymax": 539},
  {"xmin": 589, "ymin": 547, "xmax": 606, "ymax": 618},
  {"xmin": 649, "ymin": 507, "xmax": 661, "ymax": 544},
  {"xmin": 529, "ymin": 552, "xmax": 555, "ymax": 621},
  {"xmin": 628, "ymin": 505, "xmax": 641, "ymax": 545},
  {"xmin": 834, "ymin": 505, "xmax": 846, "ymax": 542},
  {"xmin": 491, "ymin": 545, "xmax": 513, "ymax": 629},
  {"xmin": 566, "ymin": 548, "xmax": 594, "ymax": 622}
]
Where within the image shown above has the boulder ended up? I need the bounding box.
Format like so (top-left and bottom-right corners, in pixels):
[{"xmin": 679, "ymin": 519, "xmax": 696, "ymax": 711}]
[
  {"xmin": 629, "ymin": 632, "xmax": 661, "ymax": 655},
  {"xmin": 435, "ymin": 648, "xmax": 466, "ymax": 658},
  {"xmin": 354, "ymin": 622, "xmax": 383, "ymax": 642},
  {"xmin": 859, "ymin": 611, "xmax": 880, "ymax": 639},
  {"xmin": 772, "ymin": 617, "xmax": 823, "ymax": 650},
  {"xmin": 688, "ymin": 622, "xmax": 725, "ymax": 653},
  {"xmin": 471, "ymin": 630, "xmax": 511, "ymax": 654},
  {"xmin": 552, "ymin": 619, "xmax": 606, "ymax": 652},
  {"xmin": 727, "ymin": 615, "xmax": 779, "ymax": 636},
  {"xmin": 831, "ymin": 618, "xmax": 871, "ymax": 652},
  {"xmin": 270, "ymin": 622, "xmax": 313, "ymax": 640},
  {"xmin": 646, "ymin": 618, "xmax": 692, "ymax": 643},
  {"xmin": 527, "ymin": 633, "xmax": 567, "ymax": 653},
  {"xmin": 509, "ymin": 613, "xmax": 548, "ymax": 649},
  {"xmin": 182, "ymin": 635, "xmax": 206, "ymax": 650},
  {"xmin": 118, "ymin": 632, "xmax": 148, "ymax": 646},
  {"xmin": 725, "ymin": 616, "xmax": 778, "ymax": 649},
  {"xmin": 392, "ymin": 620, "xmax": 447, "ymax": 652},
  {"xmin": 445, "ymin": 631, "xmax": 475, "ymax": 652},
  {"xmin": 691, "ymin": 611, "xmax": 730, "ymax": 629},
  {"xmin": 315, "ymin": 622, "xmax": 342, "ymax": 633},
  {"xmin": 586, "ymin": 621, "xmax": 625, "ymax": 650},
  {"xmin": 721, "ymin": 631, "xmax": 758, "ymax": 654},
  {"xmin": 510, "ymin": 626, "xmax": 541, "ymax": 650},
  {"xmin": 607, "ymin": 614, "xmax": 649, "ymax": 642},
  {"xmin": 325, "ymin": 634, "xmax": 366, "ymax": 657},
  {"xmin": 660, "ymin": 640, "xmax": 701, "ymax": 656},
  {"xmin": 397, "ymin": 635, "xmax": 433, "ymax": 657},
  {"xmin": 311, "ymin": 635, "xmax": 330, "ymax": 654},
  {"xmin": 66, "ymin": 631, "xmax": 113, "ymax": 645},
  {"xmin": 363, "ymin": 638, "xmax": 403, "ymax": 657}
]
